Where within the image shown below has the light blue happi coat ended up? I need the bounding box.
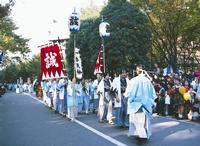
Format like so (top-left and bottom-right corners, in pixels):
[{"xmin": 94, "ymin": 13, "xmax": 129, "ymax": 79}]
[
  {"xmin": 126, "ymin": 74, "xmax": 157, "ymax": 115},
  {"xmin": 67, "ymin": 80, "xmax": 74, "ymax": 107},
  {"xmin": 58, "ymin": 78, "xmax": 66, "ymax": 100}
]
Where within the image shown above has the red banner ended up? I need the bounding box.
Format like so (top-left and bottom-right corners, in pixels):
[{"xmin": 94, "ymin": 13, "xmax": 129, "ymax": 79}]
[
  {"xmin": 40, "ymin": 44, "xmax": 64, "ymax": 79},
  {"xmin": 94, "ymin": 46, "xmax": 103, "ymax": 75}
]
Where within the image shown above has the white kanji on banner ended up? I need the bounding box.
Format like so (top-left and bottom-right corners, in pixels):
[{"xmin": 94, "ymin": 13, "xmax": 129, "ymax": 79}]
[{"xmin": 44, "ymin": 52, "xmax": 59, "ymax": 69}]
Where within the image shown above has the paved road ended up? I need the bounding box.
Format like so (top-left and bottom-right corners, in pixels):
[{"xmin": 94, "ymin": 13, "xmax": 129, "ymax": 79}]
[{"xmin": 0, "ymin": 92, "xmax": 200, "ymax": 146}]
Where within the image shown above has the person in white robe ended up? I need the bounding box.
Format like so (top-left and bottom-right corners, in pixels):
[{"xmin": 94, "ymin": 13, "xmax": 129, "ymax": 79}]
[
  {"xmin": 97, "ymin": 73, "xmax": 113, "ymax": 124},
  {"xmin": 41, "ymin": 80, "xmax": 48, "ymax": 104},
  {"xmin": 125, "ymin": 65, "xmax": 157, "ymax": 140},
  {"xmin": 92, "ymin": 74, "xmax": 102, "ymax": 113},
  {"xmin": 28, "ymin": 84, "xmax": 33, "ymax": 93},
  {"xmin": 52, "ymin": 79, "xmax": 59, "ymax": 112},
  {"xmin": 47, "ymin": 79, "xmax": 53, "ymax": 108}
]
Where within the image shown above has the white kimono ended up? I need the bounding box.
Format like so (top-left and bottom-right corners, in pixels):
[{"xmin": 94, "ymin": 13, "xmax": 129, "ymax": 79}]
[
  {"xmin": 112, "ymin": 76, "xmax": 129, "ymax": 108},
  {"xmin": 97, "ymin": 78, "xmax": 112, "ymax": 122}
]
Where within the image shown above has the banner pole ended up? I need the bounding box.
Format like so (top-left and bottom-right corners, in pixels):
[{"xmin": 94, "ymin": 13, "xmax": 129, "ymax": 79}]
[{"xmin": 102, "ymin": 37, "xmax": 105, "ymax": 73}]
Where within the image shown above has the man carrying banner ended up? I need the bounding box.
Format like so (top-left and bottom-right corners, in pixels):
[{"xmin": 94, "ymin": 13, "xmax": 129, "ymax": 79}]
[
  {"xmin": 67, "ymin": 78, "xmax": 77, "ymax": 120},
  {"xmin": 125, "ymin": 64, "xmax": 157, "ymax": 141}
]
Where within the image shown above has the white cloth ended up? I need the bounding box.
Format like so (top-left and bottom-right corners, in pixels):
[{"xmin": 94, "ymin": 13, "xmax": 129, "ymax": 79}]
[
  {"xmin": 129, "ymin": 112, "xmax": 151, "ymax": 139},
  {"xmin": 93, "ymin": 79, "xmax": 100, "ymax": 99},
  {"xmin": 112, "ymin": 76, "xmax": 129, "ymax": 108},
  {"xmin": 97, "ymin": 79, "xmax": 104, "ymax": 106},
  {"xmin": 165, "ymin": 95, "xmax": 170, "ymax": 105},
  {"xmin": 112, "ymin": 76, "xmax": 122, "ymax": 108},
  {"xmin": 126, "ymin": 73, "xmax": 157, "ymax": 139},
  {"xmin": 16, "ymin": 88, "xmax": 20, "ymax": 93}
]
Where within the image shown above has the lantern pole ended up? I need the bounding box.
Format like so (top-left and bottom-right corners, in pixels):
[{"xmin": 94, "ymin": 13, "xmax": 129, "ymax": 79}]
[
  {"xmin": 72, "ymin": 33, "xmax": 76, "ymax": 121},
  {"xmin": 99, "ymin": 16, "xmax": 110, "ymax": 74},
  {"xmin": 102, "ymin": 37, "xmax": 105, "ymax": 73},
  {"xmin": 74, "ymin": 34, "xmax": 76, "ymax": 79},
  {"xmin": 101, "ymin": 16, "xmax": 105, "ymax": 73}
]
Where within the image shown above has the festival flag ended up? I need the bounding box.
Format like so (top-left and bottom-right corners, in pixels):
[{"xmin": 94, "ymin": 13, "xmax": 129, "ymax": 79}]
[
  {"xmin": 163, "ymin": 65, "xmax": 173, "ymax": 76},
  {"xmin": 94, "ymin": 46, "xmax": 103, "ymax": 75},
  {"xmin": 75, "ymin": 48, "xmax": 83, "ymax": 79},
  {"xmin": 0, "ymin": 51, "xmax": 3, "ymax": 64},
  {"xmin": 40, "ymin": 44, "xmax": 64, "ymax": 80}
]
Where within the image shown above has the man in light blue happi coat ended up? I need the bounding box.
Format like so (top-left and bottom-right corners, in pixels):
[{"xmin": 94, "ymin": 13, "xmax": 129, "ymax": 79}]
[
  {"xmin": 58, "ymin": 77, "xmax": 67, "ymax": 115},
  {"xmin": 75, "ymin": 80, "xmax": 83, "ymax": 113},
  {"xmin": 125, "ymin": 64, "xmax": 157, "ymax": 140}
]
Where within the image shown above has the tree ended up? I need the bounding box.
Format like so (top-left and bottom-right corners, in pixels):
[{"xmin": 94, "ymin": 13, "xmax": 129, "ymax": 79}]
[
  {"xmin": 101, "ymin": 0, "xmax": 152, "ymax": 72},
  {"xmin": 0, "ymin": 55, "xmax": 41, "ymax": 83},
  {"xmin": 67, "ymin": 0, "xmax": 152, "ymax": 78},
  {"xmin": 130, "ymin": 0, "xmax": 200, "ymax": 70},
  {"xmin": 0, "ymin": 2, "xmax": 30, "ymax": 65}
]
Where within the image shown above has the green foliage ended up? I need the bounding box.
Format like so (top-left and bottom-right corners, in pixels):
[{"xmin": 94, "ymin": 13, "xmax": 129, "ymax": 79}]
[
  {"xmin": 0, "ymin": 55, "xmax": 41, "ymax": 83},
  {"xmin": 67, "ymin": 0, "xmax": 152, "ymax": 78},
  {"xmin": 0, "ymin": 3, "xmax": 10, "ymax": 18},
  {"xmin": 0, "ymin": 2, "xmax": 30, "ymax": 65},
  {"xmin": 101, "ymin": 0, "xmax": 152, "ymax": 71},
  {"xmin": 130, "ymin": 0, "xmax": 200, "ymax": 69}
]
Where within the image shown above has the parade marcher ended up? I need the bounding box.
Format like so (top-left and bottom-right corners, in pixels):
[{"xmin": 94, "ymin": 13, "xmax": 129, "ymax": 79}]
[
  {"xmin": 46, "ymin": 79, "xmax": 53, "ymax": 108},
  {"xmin": 125, "ymin": 64, "xmax": 157, "ymax": 140},
  {"xmin": 58, "ymin": 77, "xmax": 67, "ymax": 115},
  {"xmin": 97, "ymin": 73, "xmax": 113, "ymax": 123},
  {"xmin": 92, "ymin": 74, "xmax": 102, "ymax": 113},
  {"xmin": 67, "ymin": 78, "xmax": 77, "ymax": 120},
  {"xmin": 52, "ymin": 78, "xmax": 60, "ymax": 113},
  {"xmin": 28, "ymin": 83, "xmax": 33, "ymax": 93},
  {"xmin": 75, "ymin": 80, "xmax": 83, "ymax": 113},
  {"xmin": 112, "ymin": 70, "xmax": 129, "ymax": 127},
  {"xmin": 81, "ymin": 79, "xmax": 90, "ymax": 114},
  {"xmin": 41, "ymin": 80, "xmax": 48, "ymax": 104},
  {"xmin": 104, "ymin": 73, "xmax": 114, "ymax": 124}
]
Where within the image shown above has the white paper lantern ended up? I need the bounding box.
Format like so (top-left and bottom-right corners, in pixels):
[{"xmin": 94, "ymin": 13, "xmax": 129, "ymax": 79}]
[
  {"xmin": 99, "ymin": 22, "xmax": 110, "ymax": 38},
  {"xmin": 68, "ymin": 11, "xmax": 80, "ymax": 33}
]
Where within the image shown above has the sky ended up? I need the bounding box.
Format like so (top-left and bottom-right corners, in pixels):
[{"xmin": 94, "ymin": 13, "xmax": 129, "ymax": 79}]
[{"xmin": 1, "ymin": 0, "xmax": 106, "ymax": 55}]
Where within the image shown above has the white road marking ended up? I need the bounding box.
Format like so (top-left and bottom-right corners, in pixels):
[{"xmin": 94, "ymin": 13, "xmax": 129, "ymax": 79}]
[
  {"xmin": 25, "ymin": 93, "xmax": 128, "ymax": 146},
  {"xmin": 75, "ymin": 120, "xmax": 128, "ymax": 146}
]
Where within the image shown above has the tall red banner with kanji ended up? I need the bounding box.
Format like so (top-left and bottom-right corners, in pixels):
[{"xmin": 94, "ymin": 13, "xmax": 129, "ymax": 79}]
[{"xmin": 41, "ymin": 44, "xmax": 64, "ymax": 79}]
